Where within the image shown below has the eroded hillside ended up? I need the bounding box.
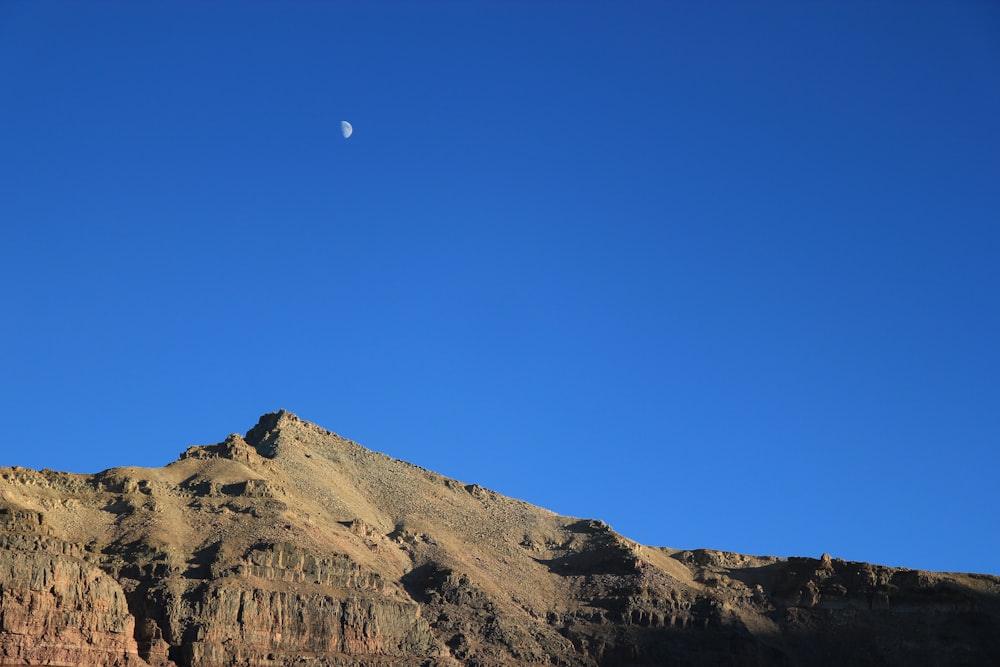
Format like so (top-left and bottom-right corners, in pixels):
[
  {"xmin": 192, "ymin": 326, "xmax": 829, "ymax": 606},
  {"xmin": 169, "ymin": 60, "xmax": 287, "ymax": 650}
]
[{"xmin": 1, "ymin": 411, "xmax": 998, "ymax": 666}]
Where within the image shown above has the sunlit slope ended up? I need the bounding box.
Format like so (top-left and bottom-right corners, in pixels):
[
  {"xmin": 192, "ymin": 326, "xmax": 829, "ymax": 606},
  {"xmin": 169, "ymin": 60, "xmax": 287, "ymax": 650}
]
[{"xmin": 1, "ymin": 410, "xmax": 998, "ymax": 666}]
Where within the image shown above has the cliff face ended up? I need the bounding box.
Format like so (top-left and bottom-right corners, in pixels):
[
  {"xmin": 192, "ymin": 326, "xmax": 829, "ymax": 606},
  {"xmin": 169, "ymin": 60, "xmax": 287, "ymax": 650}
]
[
  {"xmin": 0, "ymin": 509, "xmax": 143, "ymax": 666},
  {"xmin": 1, "ymin": 411, "xmax": 997, "ymax": 666}
]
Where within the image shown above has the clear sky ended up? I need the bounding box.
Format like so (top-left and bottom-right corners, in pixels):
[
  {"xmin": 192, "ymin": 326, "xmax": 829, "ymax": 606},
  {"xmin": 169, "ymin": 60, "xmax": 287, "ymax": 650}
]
[{"xmin": 1, "ymin": 1, "xmax": 998, "ymax": 575}]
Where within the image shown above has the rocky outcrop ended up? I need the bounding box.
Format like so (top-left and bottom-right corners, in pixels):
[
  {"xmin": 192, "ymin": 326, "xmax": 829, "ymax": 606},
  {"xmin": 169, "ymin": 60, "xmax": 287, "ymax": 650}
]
[
  {"xmin": 1, "ymin": 411, "xmax": 998, "ymax": 666},
  {"xmin": 178, "ymin": 542, "xmax": 441, "ymax": 666},
  {"xmin": 184, "ymin": 585, "xmax": 440, "ymax": 666},
  {"xmin": 100, "ymin": 537, "xmax": 443, "ymax": 667},
  {"xmin": 0, "ymin": 505, "xmax": 143, "ymax": 666}
]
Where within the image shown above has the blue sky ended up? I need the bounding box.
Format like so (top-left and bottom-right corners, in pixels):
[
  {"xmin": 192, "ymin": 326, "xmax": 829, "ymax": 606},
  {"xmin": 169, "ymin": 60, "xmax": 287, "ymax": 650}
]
[{"xmin": 1, "ymin": 1, "xmax": 998, "ymax": 575}]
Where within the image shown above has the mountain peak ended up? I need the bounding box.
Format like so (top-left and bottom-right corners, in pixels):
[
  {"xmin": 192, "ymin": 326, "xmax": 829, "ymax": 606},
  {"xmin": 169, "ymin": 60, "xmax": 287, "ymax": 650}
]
[
  {"xmin": 243, "ymin": 409, "xmax": 314, "ymax": 458},
  {"xmin": 246, "ymin": 408, "xmax": 297, "ymax": 438}
]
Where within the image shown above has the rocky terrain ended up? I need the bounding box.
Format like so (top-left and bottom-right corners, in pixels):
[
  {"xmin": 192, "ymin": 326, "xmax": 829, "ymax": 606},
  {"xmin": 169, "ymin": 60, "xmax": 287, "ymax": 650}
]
[{"xmin": 1, "ymin": 410, "xmax": 997, "ymax": 666}]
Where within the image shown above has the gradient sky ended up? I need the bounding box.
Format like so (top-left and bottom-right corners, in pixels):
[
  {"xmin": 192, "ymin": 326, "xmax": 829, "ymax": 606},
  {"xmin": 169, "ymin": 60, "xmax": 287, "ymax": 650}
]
[{"xmin": 1, "ymin": 1, "xmax": 998, "ymax": 575}]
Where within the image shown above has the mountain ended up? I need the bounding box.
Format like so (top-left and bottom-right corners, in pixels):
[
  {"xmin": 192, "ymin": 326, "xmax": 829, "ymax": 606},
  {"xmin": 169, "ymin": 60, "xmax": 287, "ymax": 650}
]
[{"xmin": 1, "ymin": 410, "xmax": 997, "ymax": 666}]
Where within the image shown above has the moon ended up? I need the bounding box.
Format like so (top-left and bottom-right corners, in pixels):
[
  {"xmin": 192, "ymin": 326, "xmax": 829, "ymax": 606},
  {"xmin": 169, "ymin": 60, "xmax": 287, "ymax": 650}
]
[{"xmin": 341, "ymin": 121, "xmax": 353, "ymax": 139}]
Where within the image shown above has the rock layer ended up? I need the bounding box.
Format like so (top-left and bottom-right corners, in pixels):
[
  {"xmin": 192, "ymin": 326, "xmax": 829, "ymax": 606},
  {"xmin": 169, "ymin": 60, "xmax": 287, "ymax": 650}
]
[
  {"xmin": 1, "ymin": 410, "xmax": 997, "ymax": 666},
  {"xmin": 0, "ymin": 514, "xmax": 143, "ymax": 666}
]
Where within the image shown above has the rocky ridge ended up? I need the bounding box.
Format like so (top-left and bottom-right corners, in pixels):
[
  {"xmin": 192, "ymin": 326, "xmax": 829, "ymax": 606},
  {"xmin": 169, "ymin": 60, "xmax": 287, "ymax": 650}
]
[{"xmin": 0, "ymin": 410, "xmax": 997, "ymax": 666}]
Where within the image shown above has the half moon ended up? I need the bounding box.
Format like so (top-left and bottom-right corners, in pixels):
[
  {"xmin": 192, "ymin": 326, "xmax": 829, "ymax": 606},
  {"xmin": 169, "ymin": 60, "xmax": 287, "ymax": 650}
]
[{"xmin": 341, "ymin": 121, "xmax": 353, "ymax": 139}]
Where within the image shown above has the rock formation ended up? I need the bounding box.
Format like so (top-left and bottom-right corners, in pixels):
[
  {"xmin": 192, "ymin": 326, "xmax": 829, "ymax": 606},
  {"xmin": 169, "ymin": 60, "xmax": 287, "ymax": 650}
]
[{"xmin": 0, "ymin": 410, "xmax": 997, "ymax": 666}]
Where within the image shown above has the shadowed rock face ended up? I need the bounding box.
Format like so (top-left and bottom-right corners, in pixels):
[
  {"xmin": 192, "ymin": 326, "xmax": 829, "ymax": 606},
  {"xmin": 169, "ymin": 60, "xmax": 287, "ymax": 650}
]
[{"xmin": 1, "ymin": 410, "xmax": 997, "ymax": 666}]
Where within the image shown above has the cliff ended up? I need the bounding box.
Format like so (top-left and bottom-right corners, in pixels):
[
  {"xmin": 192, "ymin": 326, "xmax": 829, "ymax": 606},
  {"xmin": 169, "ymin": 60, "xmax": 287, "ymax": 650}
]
[{"xmin": 0, "ymin": 410, "xmax": 997, "ymax": 666}]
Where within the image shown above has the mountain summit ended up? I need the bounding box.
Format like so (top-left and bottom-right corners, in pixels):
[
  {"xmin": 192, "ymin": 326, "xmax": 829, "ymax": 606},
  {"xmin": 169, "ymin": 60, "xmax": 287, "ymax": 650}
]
[{"xmin": 1, "ymin": 411, "xmax": 998, "ymax": 666}]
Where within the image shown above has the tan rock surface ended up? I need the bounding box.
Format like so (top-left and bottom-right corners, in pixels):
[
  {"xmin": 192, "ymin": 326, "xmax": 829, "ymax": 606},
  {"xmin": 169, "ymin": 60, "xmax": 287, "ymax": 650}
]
[{"xmin": 1, "ymin": 410, "xmax": 998, "ymax": 666}]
